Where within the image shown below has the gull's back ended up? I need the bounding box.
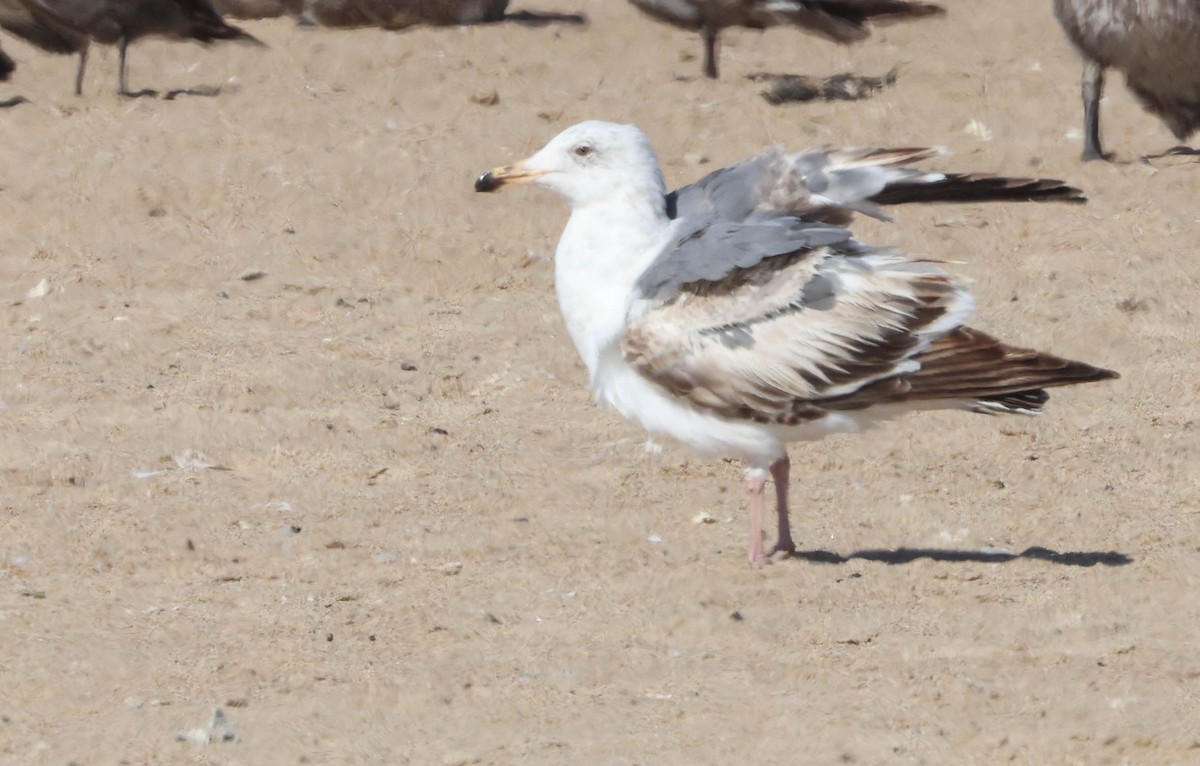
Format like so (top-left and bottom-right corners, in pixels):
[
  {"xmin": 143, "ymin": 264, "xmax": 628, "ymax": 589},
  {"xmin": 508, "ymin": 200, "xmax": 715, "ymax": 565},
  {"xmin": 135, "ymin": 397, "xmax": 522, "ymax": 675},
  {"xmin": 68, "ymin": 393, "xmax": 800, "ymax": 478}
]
[
  {"xmin": 626, "ymin": 0, "xmax": 937, "ymax": 38},
  {"xmin": 665, "ymin": 145, "xmax": 1083, "ymax": 230},
  {"xmin": 624, "ymin": 0, "xmax": 788, "ymax": 31}
]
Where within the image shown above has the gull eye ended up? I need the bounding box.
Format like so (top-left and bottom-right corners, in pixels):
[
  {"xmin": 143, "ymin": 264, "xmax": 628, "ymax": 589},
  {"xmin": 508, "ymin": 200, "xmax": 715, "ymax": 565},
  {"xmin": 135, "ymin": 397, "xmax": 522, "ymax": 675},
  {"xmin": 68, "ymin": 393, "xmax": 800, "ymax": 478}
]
[{"xmin": 573, "ymin": 144, "xmax": 593, "ymax": 158}]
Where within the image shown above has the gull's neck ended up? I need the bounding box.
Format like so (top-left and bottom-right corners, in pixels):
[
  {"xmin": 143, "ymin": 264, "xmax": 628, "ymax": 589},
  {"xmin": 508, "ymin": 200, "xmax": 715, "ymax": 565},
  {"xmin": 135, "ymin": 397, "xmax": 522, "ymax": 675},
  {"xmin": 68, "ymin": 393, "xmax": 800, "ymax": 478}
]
[{"xmin": 553, "ymin": 186, "xmax": 671, "ymax": 382}]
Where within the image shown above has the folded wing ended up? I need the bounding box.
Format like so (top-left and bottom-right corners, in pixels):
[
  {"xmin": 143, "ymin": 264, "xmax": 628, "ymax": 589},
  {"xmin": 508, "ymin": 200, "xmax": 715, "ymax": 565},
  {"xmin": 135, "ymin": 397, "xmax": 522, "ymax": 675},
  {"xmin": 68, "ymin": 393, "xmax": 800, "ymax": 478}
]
[
  {"xmin": 625, "ymin": 220, "xmax": 1114, "ymax": 426},
  {"xmin": 666, "ymin": 145, "xmax": 1084, "ymax": 227}
]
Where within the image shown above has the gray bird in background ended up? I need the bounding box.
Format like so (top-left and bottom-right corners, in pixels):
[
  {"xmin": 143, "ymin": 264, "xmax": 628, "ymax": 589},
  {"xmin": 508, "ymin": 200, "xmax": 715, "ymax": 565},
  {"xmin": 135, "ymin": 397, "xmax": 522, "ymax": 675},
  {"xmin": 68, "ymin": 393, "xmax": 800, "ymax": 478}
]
[
  {"xmin": 14, "ymin": 0, "xmax": 264, "ymax": 96},
  {"xmin": 625, "ymin": 0, "xmax": 944, "ymax": 79},
  {"xmin": 1054, "ymin": 0, "xmax": 1200, "ymax": 161},
  {"xmin": 0, "ymin": 0, "xmax": 90, "ymax": 92}
]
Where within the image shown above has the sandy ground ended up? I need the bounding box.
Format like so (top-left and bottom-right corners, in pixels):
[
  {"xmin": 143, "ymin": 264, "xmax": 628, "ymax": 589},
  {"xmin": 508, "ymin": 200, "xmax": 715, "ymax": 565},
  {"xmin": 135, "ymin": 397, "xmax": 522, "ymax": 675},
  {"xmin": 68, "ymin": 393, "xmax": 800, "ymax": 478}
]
[{"xmin": 1, "ymin": 0, "xmax": 1198, "ymax": 762}]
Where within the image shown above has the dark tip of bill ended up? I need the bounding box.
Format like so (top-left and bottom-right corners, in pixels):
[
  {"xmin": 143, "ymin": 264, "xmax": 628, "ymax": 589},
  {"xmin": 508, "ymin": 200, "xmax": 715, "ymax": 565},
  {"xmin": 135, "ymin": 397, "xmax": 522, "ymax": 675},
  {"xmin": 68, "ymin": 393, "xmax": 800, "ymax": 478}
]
[{"xmin": 475, "ymin": 171, "xmax": 500, "ymax": 193}]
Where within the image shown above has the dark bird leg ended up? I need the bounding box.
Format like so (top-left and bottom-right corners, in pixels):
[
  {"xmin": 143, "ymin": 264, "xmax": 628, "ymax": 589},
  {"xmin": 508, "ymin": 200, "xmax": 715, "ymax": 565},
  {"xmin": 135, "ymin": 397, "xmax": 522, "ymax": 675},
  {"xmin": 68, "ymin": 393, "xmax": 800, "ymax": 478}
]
[
  {"xmin": 74, "ymin": 44, "xmax": 89, "ymax": 96},
  {"xmin": 701, "ymin": 25, "xmax": 719, "ymax": 79},
  {"xmin": 1081, "ymin": 59, "xmax": 1107, "ymax": 161},
  {"xmin": 118, "ymin": 36, "xmax": 130, "ymax": 96},
  {"xmin": 117, "ymin": 37, "xmax": 156, "ymax": 98},
  {"xmin": 769, "ymin": 455, "xmax": 795, "ymax": 560},
  {"xmin": 0, "ymin": 96, "xmax": 30, "ymax": 108}
]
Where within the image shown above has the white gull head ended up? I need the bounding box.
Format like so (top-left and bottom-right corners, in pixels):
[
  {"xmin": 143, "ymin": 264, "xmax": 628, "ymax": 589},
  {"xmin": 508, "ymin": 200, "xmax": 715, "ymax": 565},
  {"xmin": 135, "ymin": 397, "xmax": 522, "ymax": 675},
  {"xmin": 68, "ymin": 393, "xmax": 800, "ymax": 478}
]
[
  {"xmin": 475, "ymin": 121, "xmax": 667, "ymax": 211},
  {"xmin": 475, "ymin": 121, "xmax": 678, "ymax": 378}
]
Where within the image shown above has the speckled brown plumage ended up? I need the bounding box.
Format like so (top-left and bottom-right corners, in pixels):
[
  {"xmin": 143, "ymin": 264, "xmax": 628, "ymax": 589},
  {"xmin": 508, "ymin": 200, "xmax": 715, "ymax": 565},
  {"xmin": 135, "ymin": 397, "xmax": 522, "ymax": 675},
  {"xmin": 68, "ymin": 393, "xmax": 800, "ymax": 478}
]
[{"xmin": 1053, "ymin": 0, "xmax": 1200, "ymax": 159}]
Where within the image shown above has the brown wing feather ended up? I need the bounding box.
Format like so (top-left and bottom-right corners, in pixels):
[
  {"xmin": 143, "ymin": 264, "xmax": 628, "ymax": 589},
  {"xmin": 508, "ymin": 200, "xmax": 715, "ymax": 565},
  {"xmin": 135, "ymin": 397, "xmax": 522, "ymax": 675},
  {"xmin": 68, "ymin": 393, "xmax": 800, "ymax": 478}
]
[
  {"xmin": 822, "ymin": 146, "xmax": 943, "ymax": 168},
  {"xmin": 825, "ymin": 327, "xmax": 1118, "ymax": 412},
  {"xmin": 870, "ymin": 174, "xmax": 1086, "ymax": 206}
]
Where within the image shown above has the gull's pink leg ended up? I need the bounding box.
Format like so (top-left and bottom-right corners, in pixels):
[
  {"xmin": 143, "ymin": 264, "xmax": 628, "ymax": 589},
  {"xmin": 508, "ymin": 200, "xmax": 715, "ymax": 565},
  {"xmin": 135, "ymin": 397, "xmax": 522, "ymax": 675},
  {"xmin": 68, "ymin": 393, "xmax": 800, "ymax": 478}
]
[
  {"xmin": 745, "ymin": 468, "xmax": 768, "ymax": 563},
  {"xmin": 770, "ymin": 455, "xmax": 795, "ymax": 560}
]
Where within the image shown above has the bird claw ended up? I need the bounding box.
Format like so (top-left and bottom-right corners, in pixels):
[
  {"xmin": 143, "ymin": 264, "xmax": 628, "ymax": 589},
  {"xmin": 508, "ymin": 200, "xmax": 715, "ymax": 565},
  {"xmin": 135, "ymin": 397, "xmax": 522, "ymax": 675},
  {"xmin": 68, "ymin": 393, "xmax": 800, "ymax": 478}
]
[
  {"xmin": 747, "ymin": 542, "xmax": 795, "ymax": 565},
  {"xmin": 768, "ymin": 544, "xmax": 795, "ymax": 562}
]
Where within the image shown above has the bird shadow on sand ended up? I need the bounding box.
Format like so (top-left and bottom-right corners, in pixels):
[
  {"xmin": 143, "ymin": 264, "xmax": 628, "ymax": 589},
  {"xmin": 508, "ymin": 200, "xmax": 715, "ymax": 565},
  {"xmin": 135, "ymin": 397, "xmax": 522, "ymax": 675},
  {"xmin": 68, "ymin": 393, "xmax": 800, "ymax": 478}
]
[
  {"xmin": 1082, "ymin": 146, "xmax": 1200, "ymax": 166},
  {"xmin": 114, "ymin": 84, "xmax": 228, "ymax": 100},
  {"xmin": 162, "ymin": 85, "xmax": 225, "ymax": 100},
  {"xmin": 1140, "ymin": 146, "xmax": 1200, "ymax": 165},
  {"xmin": 0, "ymin": 95, "xmax": 29, "ymax": 108},
  {"xmin": 495, "ymin": 9, "xmax": 587, "ymax": 26},
  {"xmin": 789, "ymin": 546, "xmax": 1132, "ymax": 567}
]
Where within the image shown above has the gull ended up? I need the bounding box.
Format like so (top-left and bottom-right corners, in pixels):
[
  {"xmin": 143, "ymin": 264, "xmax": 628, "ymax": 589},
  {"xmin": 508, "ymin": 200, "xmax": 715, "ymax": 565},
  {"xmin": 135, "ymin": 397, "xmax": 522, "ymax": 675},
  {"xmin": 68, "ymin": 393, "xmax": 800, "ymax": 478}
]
[
  {"xmin": 1054, "ymin": 0, "xmax": 1200, "ymax": 161},
  {"xmin": 14, "ymin": 0, "xmax": 263, "ymax": 97},
  {"xmin": 474, "ymin": 121, "xmax": 1118, "ymax": 563},
  {"xmin": 624, "ymin": 0, "xmax": 944, "ymax": 79}
]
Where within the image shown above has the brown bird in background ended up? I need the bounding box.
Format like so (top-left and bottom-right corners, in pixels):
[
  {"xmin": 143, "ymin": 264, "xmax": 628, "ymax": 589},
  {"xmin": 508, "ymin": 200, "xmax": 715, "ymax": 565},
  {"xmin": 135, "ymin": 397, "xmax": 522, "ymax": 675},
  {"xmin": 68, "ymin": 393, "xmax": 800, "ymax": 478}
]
[
  {"xmin": 0, "ymin": 0, "xmax": 90, "ymax": 93},
  {"xmin": 14, "ymin": 0, "xmax": 264, "ymax": 96},
  {"xmin": 1054, "ymin": 0, "xmax": 1200, "ymax": 161},
  {"xmin": 625, "ymin": 0, "xmax": 944, "ymax": 78},
  {"xmin": 299, "ymin": 0, "xmax": 508, "ymax": 29}
]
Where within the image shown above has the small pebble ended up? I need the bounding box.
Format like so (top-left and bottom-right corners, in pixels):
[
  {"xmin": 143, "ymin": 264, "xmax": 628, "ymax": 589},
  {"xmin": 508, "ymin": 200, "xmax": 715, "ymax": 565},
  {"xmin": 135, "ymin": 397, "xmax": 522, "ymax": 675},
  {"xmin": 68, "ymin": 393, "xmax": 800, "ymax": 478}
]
[
  {"xmin": 964, "ymin": 119, "xmax": 993, "ymax": 141},
  {"xmin": 26, "ymin": 278, "xmax": 50, "ymax": 300}
]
